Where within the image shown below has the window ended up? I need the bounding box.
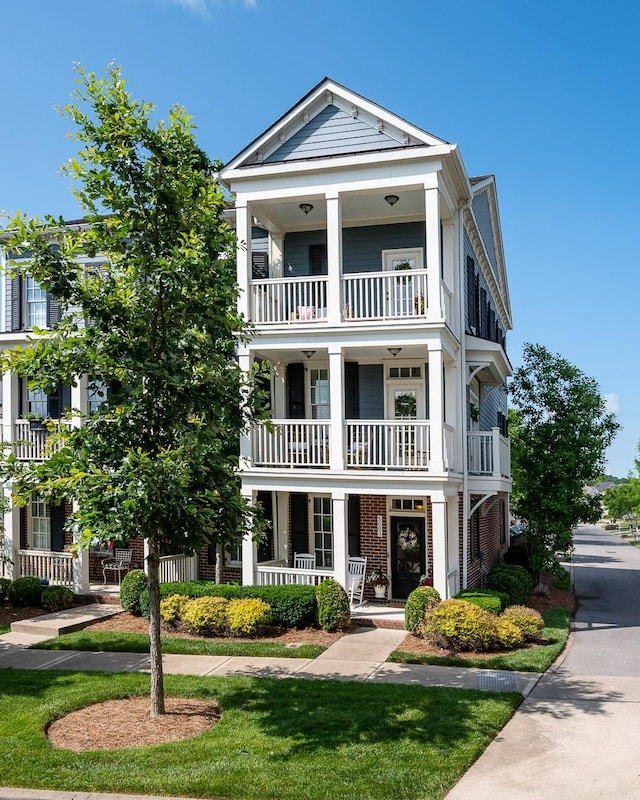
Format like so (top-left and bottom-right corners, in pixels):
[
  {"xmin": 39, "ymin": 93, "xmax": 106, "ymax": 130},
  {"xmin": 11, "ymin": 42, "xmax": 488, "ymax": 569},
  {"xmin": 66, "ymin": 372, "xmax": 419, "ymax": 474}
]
[
  {"xmin": 87, "ymin": 378, "xmax": 108, "ymax": 415},
  {"xmin": 313, "ymin": 496, "xmax": 333, "ymax": 568},
  {"xmin": 310, "ymin": 369, "xmax": 330, "ymax": 419},
  {"xmin": 26, "ymin": 276, "xmax": 47, "ymax": 329},
  {"xmin": 31, "ymin": 495, "xmax": 51, "ymax": 550},
  {"xmin": 389, "ymin": 366, "xmax": 421, "ymax": 379},
  {"xmin": 27, "ymin": 386, "xmax": 48, "ymax": 418},
  {"xmin": 391, "ymin": 498, "xmax": 425, "ymax": 511}
]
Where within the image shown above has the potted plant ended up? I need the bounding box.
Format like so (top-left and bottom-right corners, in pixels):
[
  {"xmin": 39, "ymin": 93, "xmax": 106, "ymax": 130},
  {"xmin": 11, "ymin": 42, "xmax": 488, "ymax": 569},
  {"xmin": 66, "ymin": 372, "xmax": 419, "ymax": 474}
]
[
  {"xmin": 25, "ymin": 413, "xmax": 46, "ymax": 431},
  {"xmin": 367, "ymin": 567, "xmax": 390, "ymax": 599}
]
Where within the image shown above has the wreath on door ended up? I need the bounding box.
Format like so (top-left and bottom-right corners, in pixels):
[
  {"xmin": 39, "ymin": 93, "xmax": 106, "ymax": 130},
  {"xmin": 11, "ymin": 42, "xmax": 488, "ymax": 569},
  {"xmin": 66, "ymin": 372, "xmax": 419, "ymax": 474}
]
[{"xmin": 398, "ymin": 527, "xmax": 420, "ymax": 553}]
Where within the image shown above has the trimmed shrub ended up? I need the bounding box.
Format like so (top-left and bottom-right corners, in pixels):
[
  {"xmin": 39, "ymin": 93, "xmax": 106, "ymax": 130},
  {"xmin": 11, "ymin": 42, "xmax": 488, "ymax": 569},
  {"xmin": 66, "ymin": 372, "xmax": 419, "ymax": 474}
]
[
  {"xmin": 41, "ymin": 585, "xmax": 74, "ymax": 612},
  {"xmin": 159, "ymin": 593, "xmax": 190, "ymax": 627},
  {"xmin": 553, "ymin": 567, "xmax": 571, "ymax": 590},
  {"xmin": 494, "ymin": 616, "xmax": 525, "ymax": 649},
  {"xmin": 486, "ymin": 564, "xmax": 533, "ymax": 606},
  {"xmin": 227, "ymin": 598, "xmax": 272, "ymax": 636},
  {"xmin": 457, "ymin": 588, "xmax": 510, "ymax": 612},
  {"xmin": 422, "ymin": 599, "xmax": 496, "ymax": 652},
  {"xmin": 119, "ymin": 570, "xmax": 148, "ymax": 616},
  {"xmin": 181, "ymin": 596, "xmax": 229, "ymax": 636},
  {"xmin": 7, "ymin": 576, "xmax": 43, "ymax": 608},
  {"xmin": 142, "ymin": 581, "xmax": 316, "ymax": 629},
  {"xmin": 315, "ymin": 578, "xmax": 350, "ymax": 631},
  {"xmin": 405, "ymin": 586, "xmax": 441, "ymax": 634},
  {"xmin": 501, "ymin": 605, "xmax": 544, "ymax": 641},
  {"xmin": 0, "ymin": 577, "xmax": 11, "ymax": 602}
]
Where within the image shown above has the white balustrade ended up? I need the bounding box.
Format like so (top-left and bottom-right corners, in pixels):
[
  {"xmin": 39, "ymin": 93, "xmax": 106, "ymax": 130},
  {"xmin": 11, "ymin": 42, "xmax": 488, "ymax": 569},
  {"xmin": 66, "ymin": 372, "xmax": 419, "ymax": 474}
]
[
  {"xmin": 252, "ymin": 421, "xmax": 330, "ymax": 468},
  {"xmin": 159, "ymin": 553, "xmax": 198, "ymax": 583},
  {"xmin": 13, "ymin": 419, "xmax": 74, "ymax": 461},
  {"xmin": 251, "ymin": 276, "xmax": 328, "ymax": 324},
  {"xmin": 18, "ymin": 549, "xmax": 74, "ymax": 587},
  {"xmin": 467, "ymin": 429, "xmax": 511, "ymax": 478},
  {"xmin": 342, "ymin": 269, "xmax": 428, "ymax": 321},
  {"xmin": 345, "ymin": 421, "xmax": 431, "ymax": 469},
  {"xmin": 256, "ymin": 564, "xmax": 333, "ymax": 586}
]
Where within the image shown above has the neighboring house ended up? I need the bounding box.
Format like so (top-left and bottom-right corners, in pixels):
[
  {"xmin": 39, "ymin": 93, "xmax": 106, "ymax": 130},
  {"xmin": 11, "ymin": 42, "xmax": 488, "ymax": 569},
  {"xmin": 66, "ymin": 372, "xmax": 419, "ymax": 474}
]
[{"xmin": 0, "ymin": 78, "xmax": 512, "ymax": 600}]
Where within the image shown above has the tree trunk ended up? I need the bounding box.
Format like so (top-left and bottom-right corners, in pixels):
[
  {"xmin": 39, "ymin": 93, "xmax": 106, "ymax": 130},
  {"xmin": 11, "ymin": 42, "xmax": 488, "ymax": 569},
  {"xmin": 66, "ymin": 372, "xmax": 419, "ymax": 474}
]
[
  {"xmin": 147, "ymin": 534, "xmax": 165, "ymax": 717},
  {"xmin": 215, "ymin": 542, "xmax": 223, "ymax": 584}
]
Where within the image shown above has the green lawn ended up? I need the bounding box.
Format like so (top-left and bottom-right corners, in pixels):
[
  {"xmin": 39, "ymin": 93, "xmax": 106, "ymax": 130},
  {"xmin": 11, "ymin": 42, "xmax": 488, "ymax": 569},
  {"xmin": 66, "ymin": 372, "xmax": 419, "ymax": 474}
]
[
  {"xmin": 34, "ymin": 631, "xmax": 326, "ymax": 660},
  {"xmin": 0, "ymin": 624, "xmax": 8, "ymax": 634},
  {"xmin": 0, "ymin": 669, "xmax": 519, "ymax": 800},
  {"xmin": 388, "ymin": 609, "xmax": 571, "ymax": 672}
]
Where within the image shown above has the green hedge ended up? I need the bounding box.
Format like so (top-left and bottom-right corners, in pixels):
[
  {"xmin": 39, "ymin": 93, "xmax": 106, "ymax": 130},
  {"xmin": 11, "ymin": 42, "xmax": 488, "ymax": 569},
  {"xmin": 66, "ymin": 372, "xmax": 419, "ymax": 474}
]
[
  {"xmin": 486, "ymin": 564, "xmax": 533, "ymax": 606},
  {"xmin": 456, "ymin": 589, "xmax": 510, "ymax": 612},
  {"xmin": 140, "ymin": 581, "xmax": 316, "ymax": 629},
  {"xmin": 315, "ymin": 578, "xmax": 350, "ymax": 632},
  {"xmin": 454, "ymin": 591, "xmax": 502, "ymax": 615}
]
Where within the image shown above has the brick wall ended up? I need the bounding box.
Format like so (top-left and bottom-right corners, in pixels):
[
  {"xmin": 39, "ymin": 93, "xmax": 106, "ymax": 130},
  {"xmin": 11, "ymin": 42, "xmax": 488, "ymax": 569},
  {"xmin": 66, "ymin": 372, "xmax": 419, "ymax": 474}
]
[
  {"xmin": 197, "ymin": 545, "xmax": 242, "ymax": 584},
  {"xmin": 464, "ymin": 492, "xmax": 509, "ymax": 589}
]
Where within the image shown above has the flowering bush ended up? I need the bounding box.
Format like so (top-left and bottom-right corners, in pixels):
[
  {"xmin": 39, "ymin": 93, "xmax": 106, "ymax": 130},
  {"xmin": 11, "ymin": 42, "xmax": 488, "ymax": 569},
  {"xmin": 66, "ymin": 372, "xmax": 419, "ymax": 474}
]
[{"xmin": 367, "ymin": 568, "xmax": 390, "ymax": 587}]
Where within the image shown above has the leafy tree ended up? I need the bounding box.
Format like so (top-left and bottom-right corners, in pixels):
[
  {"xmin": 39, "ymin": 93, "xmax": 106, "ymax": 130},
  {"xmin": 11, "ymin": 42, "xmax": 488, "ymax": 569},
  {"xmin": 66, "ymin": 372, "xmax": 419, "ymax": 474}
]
[
  {"xmin": 603, "ymin": 479, "xmax": 640, "ymax": 525},
  {"xmin": 509, "ymin": 343, "xmax": 619, "ymax": 580},
  {"xmin": 0, "ymin": 64, "xmax": 264, "ymax": 716}
]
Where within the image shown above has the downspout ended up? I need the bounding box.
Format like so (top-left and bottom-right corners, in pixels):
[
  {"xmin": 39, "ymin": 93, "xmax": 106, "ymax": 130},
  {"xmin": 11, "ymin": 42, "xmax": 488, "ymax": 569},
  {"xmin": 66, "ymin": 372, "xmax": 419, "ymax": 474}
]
[{"xmin": 459, "ymin": 202, "xmax": 469, "ymax": 590}]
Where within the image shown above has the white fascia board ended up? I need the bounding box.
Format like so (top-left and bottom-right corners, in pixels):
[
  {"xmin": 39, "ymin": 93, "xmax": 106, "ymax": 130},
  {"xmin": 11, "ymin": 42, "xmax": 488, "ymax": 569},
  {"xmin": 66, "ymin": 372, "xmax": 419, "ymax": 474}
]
[
  {"xmin": 222, "ymin": 144, "xmax": 452, "ymax": 185},
  {"xmin": 231, "ymin": 160, "xmax": 444, "ymax": 203},
  {"xmin": 240, "ymin": 471, "xmax": 461, "ymax": 495}
]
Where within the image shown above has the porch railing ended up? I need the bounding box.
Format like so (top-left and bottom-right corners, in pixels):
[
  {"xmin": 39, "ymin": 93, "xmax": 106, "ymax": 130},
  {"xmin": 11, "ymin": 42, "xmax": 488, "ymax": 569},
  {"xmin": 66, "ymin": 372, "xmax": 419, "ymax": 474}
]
[
  {"xmin": 343, "ymin": 269, "xmax": 428, "ymax": 321},
  {"xmin": 158, "ymin": 553, "xmax": 198, "ymax": 583},
  {"xmin": 467, "ymin": 429, "xmax": 510, "ymax": 478},
  {"xmin": 255, "ymin": 563, "xmax": 333, "ymax": 586},
  {"xmin": 250, "ymin": 276, "xmax": 328, "ymax": 324},
  {"xmin": 252, "ymin": 421, "xmax": 330, "ymax": 468},
  {"xmin": 13, "ymin": 419, "xmax": 75, "ymax": 461},
  {"xmin": 17, "ymin": 549, "xmax": 74, "ymax": 588},
  {"xmin": 346, "ymin": 421, "xmax": 431, "ymax": 469}
]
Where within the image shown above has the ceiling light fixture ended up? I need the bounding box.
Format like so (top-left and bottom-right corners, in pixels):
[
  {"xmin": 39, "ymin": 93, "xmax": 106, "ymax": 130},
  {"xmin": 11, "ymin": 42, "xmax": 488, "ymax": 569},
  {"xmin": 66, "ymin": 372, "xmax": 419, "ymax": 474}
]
[
  {"xmin": 302, "ymin": 350, "xmax": 316, "ymax": 359},
  {"xmin": 299, "ymin": 203, "xmax": 314, "ymax": 215},
  {"xmin": 384, "ymin": 194, "xmax": 399, "ymax": 206},
  {"xmin": 387, "ymin": 347, "xmax": 402, "ymax": 357}
]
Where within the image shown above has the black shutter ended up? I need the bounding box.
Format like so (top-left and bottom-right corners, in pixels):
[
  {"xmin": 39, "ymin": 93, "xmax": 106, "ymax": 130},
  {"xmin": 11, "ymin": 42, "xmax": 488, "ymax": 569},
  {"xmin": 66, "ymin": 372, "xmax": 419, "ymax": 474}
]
[
  {"xmin": 290, "ymin": 493, "xmax": 309, "ymax": 559},
  {"xmin": 19, "ymin": 507, "xmax": 27, "ymax": 550},
  {"xmin": 466, "ymin": 257, "xmax": 477, "ymax": 333},
  {"xmin": 50, "ymin": 502, "xmax": 66, "ymax": 552},
  {"xmin": 425, "ymin": 363, "xmax": 430, "ymax": 418},
  {"xmin": 255, "ymin": 359, "xmax": 272, "ymax": 412},
  {"xmin": 348, "ymin": 495, "xmax": 361, "ymax": 557},
  {"xmin": 257, "ymin": 491, "xmax": 274, "ymax": 562},
  {"xmin": 479, "ymin": 288, "xmax": 488, "ymax": 338},
  {"xmin": 251, "ymin": 252, "xmax": 269, "ymax": 280},
  {"xmin": 46, "ymin": 292, "xmax": 61, "ymax": 328},
  {"xmin": 11, "ymin": 276, "xmax": 22, "ymax": 331},
  {"xmin": 344, "ymin": 362, "xmax": 359, "ymax": 420},
  {"xmin": 47, "ymin": 384, "xmax": 70, "ymax": 419},
  {"xmin": 207, "ymin": 543, "xmax": 217, "ymax": 566},
  {"xmin": 287, "ymin": 363, "xmax": 305, "ymax": 419},
  {"xmin": 309, "ymin": 244, "xmax": 327, "ymax": 276}
]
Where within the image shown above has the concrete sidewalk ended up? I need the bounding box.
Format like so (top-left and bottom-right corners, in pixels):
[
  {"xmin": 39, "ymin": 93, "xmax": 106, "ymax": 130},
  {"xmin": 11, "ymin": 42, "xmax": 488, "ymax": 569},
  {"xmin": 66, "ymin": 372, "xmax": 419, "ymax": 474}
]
[{"xmin": 0, "ymin": 603, "xmax": 539, "ymax": 693}]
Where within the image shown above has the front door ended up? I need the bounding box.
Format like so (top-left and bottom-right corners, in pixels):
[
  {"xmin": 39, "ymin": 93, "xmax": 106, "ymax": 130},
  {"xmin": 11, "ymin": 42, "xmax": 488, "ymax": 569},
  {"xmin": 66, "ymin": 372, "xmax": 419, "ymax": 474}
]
[{"xmin": 390, "ymin": 516, "xmax": 426, "ymax": 599}]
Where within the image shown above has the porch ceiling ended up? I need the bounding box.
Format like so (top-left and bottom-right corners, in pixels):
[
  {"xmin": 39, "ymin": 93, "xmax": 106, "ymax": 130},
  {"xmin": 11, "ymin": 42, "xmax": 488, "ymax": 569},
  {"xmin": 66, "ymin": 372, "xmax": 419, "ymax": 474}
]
[{"xmin": 252, "ymin": 346, "xmax": 431, "ymax": 364}]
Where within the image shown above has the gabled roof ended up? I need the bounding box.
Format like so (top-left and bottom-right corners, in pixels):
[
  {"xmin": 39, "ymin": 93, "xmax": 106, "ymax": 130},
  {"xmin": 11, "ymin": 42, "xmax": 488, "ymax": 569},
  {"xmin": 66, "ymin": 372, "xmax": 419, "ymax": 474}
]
[{"xmin": 224, "ymin": 77, "xmax": 449, "ymax": 171}]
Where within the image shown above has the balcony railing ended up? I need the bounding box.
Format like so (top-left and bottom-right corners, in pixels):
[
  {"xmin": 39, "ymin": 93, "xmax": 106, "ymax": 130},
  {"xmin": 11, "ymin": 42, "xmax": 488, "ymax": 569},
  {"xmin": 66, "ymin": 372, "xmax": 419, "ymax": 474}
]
[
  {"xmin": 343, "ymin": 269, "xmax": 428, "ymax": 321},
  {"xmin": 158, "ymin": 553, "xmax": 198, "ymax": 583},
  {"xmin": 251, "ymin": 276, "xmax": 328, "ymax": 324},
  {"xmin": 346, "ymin": 421, "xmax": 431, "ymax": 469},
  {"xmin": 18, "ymin": 549, "xmax": 74, "ymax": 588},
  {"xmin": 252, "ymin": 421, "xmax": 330, "ymax": 468},
  {"xmin": 467, "ymin": 429, "xmax": 510, "ymax": 478},
  {"xmin": 13, "ymin": 419, "xmax": 75, "ymax": 461}
]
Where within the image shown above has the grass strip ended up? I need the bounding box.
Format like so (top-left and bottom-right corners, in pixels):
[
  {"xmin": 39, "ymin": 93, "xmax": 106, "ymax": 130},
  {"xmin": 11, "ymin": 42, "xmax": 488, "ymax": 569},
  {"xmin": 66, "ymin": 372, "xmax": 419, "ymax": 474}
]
[
  {"xmin": 33, "ymin": 630, "xmax": 325, "ymax": 659},
  {"xmin": 0, "ymin": 668, "xmax": 519, "ymax": 800},
  {"xmin": 388, "ymin": 608, "xmax": 571, "ymax": 672}
]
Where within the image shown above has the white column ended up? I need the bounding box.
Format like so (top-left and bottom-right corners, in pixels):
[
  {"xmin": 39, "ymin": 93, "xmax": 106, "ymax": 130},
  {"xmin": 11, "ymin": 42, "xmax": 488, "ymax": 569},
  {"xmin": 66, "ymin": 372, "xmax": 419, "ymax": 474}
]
[
  {"xmin": 242, "ymin": 489, "xmax": 257, "ymax": 585},
  {"xmin": 71, "ymin": 374, "xmax": 88, "ymax": 429},
  {"xmin": 270, "ymin": 232, "xmax": 284, "ymax": 278},
  {"xmin": 431, "ymin": 493, "xmax": 448, "ymax": 597},
  {"xmin": 447, "ymin": 495, "xmax": 460, "ymax": 597},
  {"xmin": 3, "ymin": 485, "xmax": 20, "ymax": 579},
  {"xmin": 424, "ymin": 184, "xmax": 442, "ymax": 322},
  {"xmin": 328, "ymin": 347, "xmax": 344, "ymax": 471},
  {"xmin": 427, "ymin": 346, "xmax": 445, "ymax": 473},
  {"xmin": 444, "ymin": 362, "xmax": 458, "ymax": 471},
  {"xmin": 235, "ymin": 202, "xmax": 251, "ymax": 321},
  {"xmin": 325, "ymin": 192, "xmax": 342, "ymax": 325},
  {"xmin": 238, "ymin": 348, "xmax": 252, "ymax": 468},
  {"xmin": 332, "ymin": 491, "xmax": 348, "ymax": 590},
  {"xmin": 2, "ymin": 371, "xmax": 19, "ymax": 444},
  {"xmin": 73, "ymin": 549, "xmax": 90, "ymax": 594},
  {"xmin": 442, "ymin": 219, "xmax": 457, "ymax": 331}
]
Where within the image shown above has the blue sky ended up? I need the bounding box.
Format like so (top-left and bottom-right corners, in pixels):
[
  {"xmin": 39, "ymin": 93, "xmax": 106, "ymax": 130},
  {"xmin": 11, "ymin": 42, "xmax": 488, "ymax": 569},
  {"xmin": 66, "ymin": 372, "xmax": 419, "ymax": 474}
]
[{"xmin": 2, "ymin": 0, "xmax": 638, "ymax": 476}]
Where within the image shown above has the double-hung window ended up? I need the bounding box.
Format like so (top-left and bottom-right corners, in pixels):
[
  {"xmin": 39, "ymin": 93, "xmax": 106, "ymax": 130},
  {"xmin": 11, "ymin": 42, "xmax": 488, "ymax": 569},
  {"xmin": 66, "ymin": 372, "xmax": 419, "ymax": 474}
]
[
  {"xmin": 313, "ymin": 496, "xmax": 333, "ymax": 568},
  {"xmin": 25, "ymin": 276, "xmax": 47, "ymax": 329},
  {"xmin": 31, "ymin": 495, "xmax": 51, "ymax": 550}
]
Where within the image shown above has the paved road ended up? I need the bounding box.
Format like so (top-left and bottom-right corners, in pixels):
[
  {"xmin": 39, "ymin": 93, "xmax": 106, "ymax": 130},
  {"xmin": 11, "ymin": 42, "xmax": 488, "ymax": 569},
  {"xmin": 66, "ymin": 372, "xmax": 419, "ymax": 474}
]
[{"xmin": 446, "ymin": 524, "xmax": 640, "ymax": 800}]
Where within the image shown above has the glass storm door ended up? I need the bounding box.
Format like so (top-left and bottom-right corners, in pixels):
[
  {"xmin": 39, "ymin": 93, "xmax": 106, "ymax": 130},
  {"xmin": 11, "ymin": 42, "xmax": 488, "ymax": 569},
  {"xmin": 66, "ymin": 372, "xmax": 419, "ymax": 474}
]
[{"xmin": 390, "ymin": 516, "xmax": 426, "ymax": 599}]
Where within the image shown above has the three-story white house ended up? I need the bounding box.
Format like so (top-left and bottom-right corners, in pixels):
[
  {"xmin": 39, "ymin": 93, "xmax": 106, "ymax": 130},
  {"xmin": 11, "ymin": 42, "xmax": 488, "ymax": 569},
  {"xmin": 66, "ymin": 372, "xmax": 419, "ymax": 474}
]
[
  {"xmin": 220, "ymin": 78, "xmax": 512, "ymax": 601},
  {"xmin": 0, "ymin": 78, "xmax": 512, "ymax": 601}
]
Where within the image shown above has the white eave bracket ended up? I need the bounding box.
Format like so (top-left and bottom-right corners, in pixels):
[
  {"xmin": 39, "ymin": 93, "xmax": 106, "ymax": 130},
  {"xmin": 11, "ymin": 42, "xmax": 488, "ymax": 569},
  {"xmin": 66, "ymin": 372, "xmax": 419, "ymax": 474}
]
[{"xmin": 469, "ymin": 492, "xmax": 497, "ymax": 518}]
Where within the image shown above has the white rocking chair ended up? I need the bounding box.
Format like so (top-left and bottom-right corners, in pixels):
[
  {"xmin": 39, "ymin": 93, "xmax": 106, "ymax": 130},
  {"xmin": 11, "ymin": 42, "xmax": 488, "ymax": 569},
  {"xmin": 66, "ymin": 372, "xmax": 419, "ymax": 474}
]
[{"xmin": 348, "ymin": 556, "xmax": 367, "ymax": 605}]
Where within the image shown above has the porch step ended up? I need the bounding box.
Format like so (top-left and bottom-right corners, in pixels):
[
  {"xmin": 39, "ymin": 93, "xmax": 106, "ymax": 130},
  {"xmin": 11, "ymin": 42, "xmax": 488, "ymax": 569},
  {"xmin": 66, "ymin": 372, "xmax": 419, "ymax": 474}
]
[
  {"xmin": 76, "ymin": 592, "xmax": 122, "ymax": 605},
  {"xmin": 10, "ymin": 603, "xmax": 123, "ymax": 638}
]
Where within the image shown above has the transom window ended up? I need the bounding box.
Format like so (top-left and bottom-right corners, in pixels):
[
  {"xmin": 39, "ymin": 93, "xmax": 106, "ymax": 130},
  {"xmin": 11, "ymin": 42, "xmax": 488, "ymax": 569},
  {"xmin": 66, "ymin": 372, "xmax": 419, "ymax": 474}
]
[
  {"xmin": 391, "ymin": 498, "xmax": 425, "ymax": 511},
  {"xmin": 389, "ymin": 366, "xmax": 422, "ymax": 379},
  {"xmin": 26, "ymin": 276, "xmax": 47, "ymax": 329},
  {"xmin": 313, "ymin": 496, "xmax": 333, "ymax": 568},
  {"xmin": 31, "ymin": 495, "xmax": 51, "ymax": 550}
]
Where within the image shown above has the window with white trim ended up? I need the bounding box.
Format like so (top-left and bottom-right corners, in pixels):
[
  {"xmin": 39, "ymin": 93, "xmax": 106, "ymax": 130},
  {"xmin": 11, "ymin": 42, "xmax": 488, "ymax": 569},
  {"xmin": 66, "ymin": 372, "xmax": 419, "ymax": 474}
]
[
  {"xmin": 26, "ymin": 276, "xmax": 47, "ymax": 329},
  {"xmin": 310, "ymin": 369, "xmax": 330, "ymax": 419},
  {"xmin": 312, "ymin": 496, "xmax": 333, "ymax": 568},
  {"xmin": 27, "ymin": 386, "xmax": 48, "ymax": 418},
  {"xmin": 87, "ymin": 378, "xmax": 108, "ymax": 415},
  {"xmin": 31, "ymin": 495, "xmax": 51, "ymax": 550}
]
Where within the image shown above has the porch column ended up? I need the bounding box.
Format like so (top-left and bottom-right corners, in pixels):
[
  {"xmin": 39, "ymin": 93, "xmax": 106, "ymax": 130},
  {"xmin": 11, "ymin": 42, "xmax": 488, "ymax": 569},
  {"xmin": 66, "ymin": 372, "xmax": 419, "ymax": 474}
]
[
  {"xmin": 242, "ymin": 489, "xmax": 257, "ymax": 586},
  {"xmin": 325, "ymin": 192, "xmax": 342, "ymax": 325},
  {"xmin": 3, "ymin": 485, "xmax": 20, "ymax": 579},
  {"xmin": 73, "ymin": 549, "xmax": 90, "ymax": 594},
  {"xmin": 424, "ymin": 181, "xmax": 442, "ymax": 323},
  {"xmin": 444, "ymin": 362, "xmax": 459, "ymax": 471},
  {"xmin": 431, "ymin": 492, "xmax": 448, "ymax": 598},
  {"xmin": 446, "ymin": 495, "xmax": 461, "ymax": 597},
  {"xmin": 71, "ymin": 375, "xmax": 88, "ymax": 428},
  {"xmin": 235, "ymin": 202, "xmax": 251, "ymax": 321},
  {"xmin": 238, "ymin": 348, "xmax": 252, "ymax": 469},
  {"xmin": 427, "ymin": 346, "xmax": 445, "ymax": 473},
  {"xmin": 332, "ymin": 491, "xmax": 348, "ymax": 590},
  {"xmin": 2, "ymin": 371, "xmax": 19, "ymax": 446},
  {"xmin": 441, "ymin": 219, "xmax": 457, "ymax": 332},
  {"xmin": 270, "ymin": 232, "xmax": 284, "ymax": 278},
  {"xmin": 328, "ymin": 347, "xmax": 345, "ymax": 471}
]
